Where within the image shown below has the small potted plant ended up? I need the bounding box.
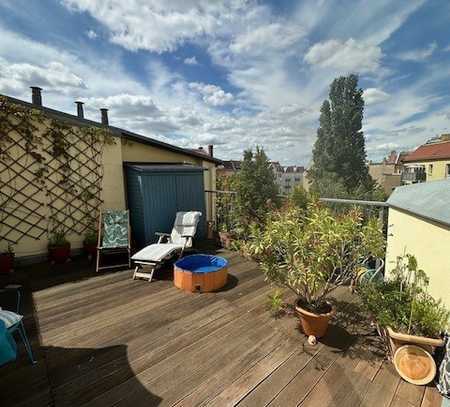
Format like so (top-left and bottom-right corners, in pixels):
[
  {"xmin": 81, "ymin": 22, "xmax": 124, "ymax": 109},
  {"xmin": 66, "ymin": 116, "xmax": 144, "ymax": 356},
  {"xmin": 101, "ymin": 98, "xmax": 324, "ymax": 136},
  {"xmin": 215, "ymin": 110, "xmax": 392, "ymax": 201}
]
[
  {"xmin": 358, "ymin": 254, "xmax": 449, "ymax": 356},
  {"xmin": 83, "ymin": 229, "xmax": 98, "ymax": 260},
  {"xmin": 0, "ymin": 244, "xmax": 15, "ymax": 274},
  {"xmin": 245, "ymin": 202, "xmax": 385, "ymax": 339},
  {"xmin": 48, "ymin": 230, "xmax": 71, "ymax": 264}
]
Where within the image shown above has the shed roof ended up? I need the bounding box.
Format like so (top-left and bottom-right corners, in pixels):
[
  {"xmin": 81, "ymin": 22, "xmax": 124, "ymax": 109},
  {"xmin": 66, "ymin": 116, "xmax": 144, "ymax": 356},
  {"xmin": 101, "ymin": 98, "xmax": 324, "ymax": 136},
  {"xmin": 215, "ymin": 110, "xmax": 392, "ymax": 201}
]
[{"xmin": 387, "ymin": 179, "xmax": 450, "ymax": 227}]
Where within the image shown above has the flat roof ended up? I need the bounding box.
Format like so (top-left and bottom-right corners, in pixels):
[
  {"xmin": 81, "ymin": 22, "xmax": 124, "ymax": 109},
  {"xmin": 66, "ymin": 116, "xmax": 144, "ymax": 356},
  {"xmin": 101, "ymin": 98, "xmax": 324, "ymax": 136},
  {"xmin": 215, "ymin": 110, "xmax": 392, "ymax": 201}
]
[
  {"xmin": 387, "ymin": 179, "xmax": 450, "ymax": 227},
  {"xmin": 1, "ymin": 94, "xmax": 222, "ymax": 165}
]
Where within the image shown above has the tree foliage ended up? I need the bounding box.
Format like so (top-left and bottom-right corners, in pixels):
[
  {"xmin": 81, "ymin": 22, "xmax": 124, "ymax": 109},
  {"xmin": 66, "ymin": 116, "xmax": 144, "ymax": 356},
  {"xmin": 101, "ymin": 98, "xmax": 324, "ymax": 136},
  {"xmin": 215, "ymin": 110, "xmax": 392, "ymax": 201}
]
[
  {"xmin": 234, "ymin": 146, "xmax": 279, "ymax": 225},
  {"xmin": 311, "ymin": 74, "xmax": 375, "ymax": 196}
]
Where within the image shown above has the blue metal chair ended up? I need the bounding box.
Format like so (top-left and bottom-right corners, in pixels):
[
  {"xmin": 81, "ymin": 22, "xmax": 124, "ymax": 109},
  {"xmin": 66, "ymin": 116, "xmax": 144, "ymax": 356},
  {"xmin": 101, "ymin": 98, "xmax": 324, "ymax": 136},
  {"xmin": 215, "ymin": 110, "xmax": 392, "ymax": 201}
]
[{"xmin": 0, "ymin": 285, "xmax": 36, "ymax": 364}]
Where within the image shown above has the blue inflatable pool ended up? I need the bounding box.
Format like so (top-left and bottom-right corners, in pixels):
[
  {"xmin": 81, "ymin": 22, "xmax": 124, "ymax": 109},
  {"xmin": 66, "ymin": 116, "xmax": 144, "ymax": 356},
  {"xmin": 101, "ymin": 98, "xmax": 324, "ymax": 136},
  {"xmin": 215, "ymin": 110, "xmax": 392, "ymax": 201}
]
[
  {"xmin": 174, "ymin": 255, "xmax": 228, "ymax": 292},
  {"xmin": 175, "ymin": 255, "xmax": 228, "ymax": 273}
]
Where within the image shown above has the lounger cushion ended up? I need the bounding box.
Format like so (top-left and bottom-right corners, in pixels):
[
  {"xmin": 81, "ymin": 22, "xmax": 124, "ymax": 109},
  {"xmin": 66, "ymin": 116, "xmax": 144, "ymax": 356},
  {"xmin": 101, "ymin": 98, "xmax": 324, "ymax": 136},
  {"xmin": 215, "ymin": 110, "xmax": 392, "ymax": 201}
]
[
  {"xmin": 0, "ymin": 310, "xmax": 22, "ymax": 329},
  {"xmin": 171, "ymin": 211, "xmax": 202, "ymax": 246},
  {"xmin": 132, "ymin": 244, "xmax": 183, "ymax": 263}
]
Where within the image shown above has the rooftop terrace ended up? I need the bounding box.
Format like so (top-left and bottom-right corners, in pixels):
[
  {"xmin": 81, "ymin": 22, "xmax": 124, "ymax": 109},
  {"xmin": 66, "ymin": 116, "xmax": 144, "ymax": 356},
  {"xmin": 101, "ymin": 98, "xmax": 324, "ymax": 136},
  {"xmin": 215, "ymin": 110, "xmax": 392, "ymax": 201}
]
[{"xmin": 0, "ymin": 250, "xmax": 443, "ymax": 407}]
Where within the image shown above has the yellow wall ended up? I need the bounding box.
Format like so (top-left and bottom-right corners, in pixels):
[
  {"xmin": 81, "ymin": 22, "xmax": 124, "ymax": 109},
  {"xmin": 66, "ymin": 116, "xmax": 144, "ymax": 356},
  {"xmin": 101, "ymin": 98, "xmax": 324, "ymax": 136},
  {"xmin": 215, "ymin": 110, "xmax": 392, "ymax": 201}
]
[
  {"xmin": 407, "ymin": 159, "xmax": 450, "ymax": 181},
  {"xmin": 386, "ymin": 207, "xmax": 450, "ymax": 309},
  {"xmin": 1, "ymin": 116, "xmax": 216, "ymax": 258}
]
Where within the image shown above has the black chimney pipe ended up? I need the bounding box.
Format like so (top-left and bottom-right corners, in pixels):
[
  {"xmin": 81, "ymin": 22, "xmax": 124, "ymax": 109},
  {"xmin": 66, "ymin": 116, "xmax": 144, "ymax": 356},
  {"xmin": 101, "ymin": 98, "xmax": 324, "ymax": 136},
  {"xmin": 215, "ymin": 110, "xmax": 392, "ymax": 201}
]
[
  {"xmin": 100, "ymin": 108, "xmax": 109, "ymax": 125},
  {"xmin": 31, "ymin": 86, "xmax": 42, "ymax": 106},
  {"xmin": 75, "ymin": 101, "xmax": 84, "ymax": 119},
  {"xmin": 208, "ymin": 144, "xmax": 214, "ymax": 157}
]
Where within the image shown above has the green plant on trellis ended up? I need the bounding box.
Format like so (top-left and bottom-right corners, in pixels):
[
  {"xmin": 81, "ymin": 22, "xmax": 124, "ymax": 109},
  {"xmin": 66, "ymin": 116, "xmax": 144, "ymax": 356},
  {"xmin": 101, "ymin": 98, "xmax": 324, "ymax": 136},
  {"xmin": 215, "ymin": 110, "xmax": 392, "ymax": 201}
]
[{"xmin": 0, "ymin": 96, "xmax": 115, "ymax": 245}]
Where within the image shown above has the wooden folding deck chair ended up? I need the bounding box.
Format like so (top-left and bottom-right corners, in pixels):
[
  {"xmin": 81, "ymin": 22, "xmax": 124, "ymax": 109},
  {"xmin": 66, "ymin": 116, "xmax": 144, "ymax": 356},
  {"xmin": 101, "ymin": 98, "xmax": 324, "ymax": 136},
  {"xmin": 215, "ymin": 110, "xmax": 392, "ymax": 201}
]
[{"xmin": 96, "ymin": 209, "xmax": 131, "ymax": 272}]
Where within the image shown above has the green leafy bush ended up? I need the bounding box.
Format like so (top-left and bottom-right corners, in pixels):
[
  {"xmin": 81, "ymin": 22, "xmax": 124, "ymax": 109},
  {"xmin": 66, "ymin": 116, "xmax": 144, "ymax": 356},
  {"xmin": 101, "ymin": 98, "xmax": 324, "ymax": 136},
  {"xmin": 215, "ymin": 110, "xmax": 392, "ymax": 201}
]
[
  {"xmin": 48, "ymin": 230, "xmax": 69, "ymax": 248},
  {"xmin": 243, "ymin": 201, "xmax": 385, "ymax": 313},
  {"xmin": 267, "ymin": 289, "xmax": 284, "ymax": 316},
  {"xmin": 83, "ymin": 229, "xmax": 98, "ymax": 245},
  {"xmin": 358, "ymin": 254, "xmax": 449, "ymax": 338}
]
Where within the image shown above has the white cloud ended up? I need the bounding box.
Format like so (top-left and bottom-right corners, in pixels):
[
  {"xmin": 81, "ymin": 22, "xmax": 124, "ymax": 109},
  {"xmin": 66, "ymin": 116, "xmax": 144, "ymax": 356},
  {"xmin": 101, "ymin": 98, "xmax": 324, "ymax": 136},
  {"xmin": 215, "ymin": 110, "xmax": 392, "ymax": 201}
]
[
  {"xmin": 183, "ymin": 56, "xmax": 198, "ymax": 65},
  {"xmin": 304, "ymin": 38, "xmax": 382, "ymax": 74},
  {"xmin": 229, "ymin": 23, "xmax": 304, "ymax": 55},
  {"xmin": 62, "ymin": 0, "xmax": 246, "ymax": 53},
  {"xmin": 189, "ymin": 82, "xmax": 233, "ymax": 106},
  {"xmin": 398, "ymin": 42, "xmax": 438, "ymax": 61},
  {"xmin": 86, "ymin": 29, "xmax": 98, "ymax": 39},
  {"xmin": 0, "ymin": 58, "xmax": 85, "ymax": 95},
  {"xmin": 364, "ymin": 88, "xmax": 390, "ymax": 105}
]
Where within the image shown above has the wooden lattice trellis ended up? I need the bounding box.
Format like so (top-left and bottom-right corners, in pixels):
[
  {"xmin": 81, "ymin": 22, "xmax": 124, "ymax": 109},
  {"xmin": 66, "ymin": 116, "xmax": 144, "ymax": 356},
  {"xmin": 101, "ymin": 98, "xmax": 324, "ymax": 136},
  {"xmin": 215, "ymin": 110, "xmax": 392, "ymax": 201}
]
[{"xmin": 0, "ymin": 97, "xmax": 113, "ymax": 245}]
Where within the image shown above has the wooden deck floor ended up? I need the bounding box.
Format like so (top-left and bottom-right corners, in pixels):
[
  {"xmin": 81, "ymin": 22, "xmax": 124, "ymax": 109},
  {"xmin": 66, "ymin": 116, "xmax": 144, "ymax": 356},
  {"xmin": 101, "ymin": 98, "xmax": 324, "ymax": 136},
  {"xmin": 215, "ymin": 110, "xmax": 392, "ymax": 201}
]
[{"xmin": 0, "ymin": 250, "xmax": 443, "ymax": 407}]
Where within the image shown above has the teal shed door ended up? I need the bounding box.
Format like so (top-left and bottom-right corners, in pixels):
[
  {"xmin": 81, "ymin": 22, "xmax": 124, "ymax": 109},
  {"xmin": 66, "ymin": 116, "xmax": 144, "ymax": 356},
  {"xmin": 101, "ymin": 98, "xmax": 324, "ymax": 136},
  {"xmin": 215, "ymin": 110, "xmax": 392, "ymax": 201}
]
[{"xmin": 126, "ymin": 165, "xmax": 206, "ymax": 248}]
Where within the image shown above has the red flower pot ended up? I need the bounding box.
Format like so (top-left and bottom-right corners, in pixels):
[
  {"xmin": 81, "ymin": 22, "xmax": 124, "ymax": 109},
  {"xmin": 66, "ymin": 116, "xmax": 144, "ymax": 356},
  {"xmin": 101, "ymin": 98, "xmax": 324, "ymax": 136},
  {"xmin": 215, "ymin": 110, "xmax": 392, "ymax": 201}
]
[
  {"xmin": 48, "ymin": 244, "xmax": 71, "ymax": 264},
  {"xmin": 0, "ymin": 253, "xmax": 14, "ymax": 274}
]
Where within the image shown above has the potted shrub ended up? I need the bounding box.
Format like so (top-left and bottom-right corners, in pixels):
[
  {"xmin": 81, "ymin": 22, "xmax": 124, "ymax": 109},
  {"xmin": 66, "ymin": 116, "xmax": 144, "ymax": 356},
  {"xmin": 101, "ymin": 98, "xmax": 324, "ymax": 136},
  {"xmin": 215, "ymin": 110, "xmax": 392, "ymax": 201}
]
[
  {"xmin": 358, "ymin": 254, "xmax": 449, "ymax": 357},
  {"xmin": 0, "ymin": 244, "xmax": 14, "ymax": 274},
  {"xmin": 48, "ymin": 230, "xmax": 71, "ymax": 264},
  {"xmin": 245, "ymin": 202, "xmax": 385, "ymax": 338},
  {"xmin": 83, "ymin": 229, "xmax": 98, "ymax": 260}
]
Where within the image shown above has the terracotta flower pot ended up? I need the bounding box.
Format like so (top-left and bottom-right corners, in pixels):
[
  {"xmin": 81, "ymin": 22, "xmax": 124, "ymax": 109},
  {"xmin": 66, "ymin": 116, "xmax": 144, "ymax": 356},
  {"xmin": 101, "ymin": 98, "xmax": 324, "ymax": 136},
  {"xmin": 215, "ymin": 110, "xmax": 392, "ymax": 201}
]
[
  {"xmin": 48, "ymin": 244, "xmax": 71, "ymax": 264},
  {"xmin": 295, "ymin": 300, "xmax": 335, "ymax": 338},
  {"xmin": 383, "ymin": 326, "xmax": 444, "ymax": 358},
  {"xmin": 0, "ymin": 253, "xmax": 14, "ymax": 274}
]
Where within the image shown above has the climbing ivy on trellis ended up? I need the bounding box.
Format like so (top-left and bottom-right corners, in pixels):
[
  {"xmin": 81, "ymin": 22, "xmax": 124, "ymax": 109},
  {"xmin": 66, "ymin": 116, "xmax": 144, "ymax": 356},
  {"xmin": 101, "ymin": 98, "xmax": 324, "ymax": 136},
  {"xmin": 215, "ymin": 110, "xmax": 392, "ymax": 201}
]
[{"xmin": 0, "ymin": 96, "xmax": 115, "ymax": 245}]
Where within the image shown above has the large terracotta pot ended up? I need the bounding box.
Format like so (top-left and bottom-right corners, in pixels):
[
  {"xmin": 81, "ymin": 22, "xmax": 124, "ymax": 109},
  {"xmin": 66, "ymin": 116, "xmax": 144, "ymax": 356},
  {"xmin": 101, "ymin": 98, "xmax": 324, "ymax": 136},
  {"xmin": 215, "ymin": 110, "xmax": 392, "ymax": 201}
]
[
  {"xmin": 0, "ymin": 253, "xmax": 14, "ymax": 274},
  {"xmin": 48, "ymin": 244, "xmax": 71, "ymax": 264},
  {"xmin": 295, "ymin": 299, "xmax": 335, "ymax": 338}
]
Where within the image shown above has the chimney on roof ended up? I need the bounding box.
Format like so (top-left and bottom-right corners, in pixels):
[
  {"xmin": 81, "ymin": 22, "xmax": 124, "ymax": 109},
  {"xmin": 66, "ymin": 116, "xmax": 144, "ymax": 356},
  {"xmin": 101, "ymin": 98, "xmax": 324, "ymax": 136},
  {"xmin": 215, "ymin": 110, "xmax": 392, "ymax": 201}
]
[
  {"xmin": 100, "ymin": 108, "xmax": 109, "ymax": 125},
  {"xmin": 208, "ymin": 144, "xmax": 213, "ymax": 157},
  {"xmin": 31, "ymin": 86, "xmax": 42, "ymax": 106},
  {"xmin": 75, "ymin": 101, "xmax": 84, "ymax": 119}
]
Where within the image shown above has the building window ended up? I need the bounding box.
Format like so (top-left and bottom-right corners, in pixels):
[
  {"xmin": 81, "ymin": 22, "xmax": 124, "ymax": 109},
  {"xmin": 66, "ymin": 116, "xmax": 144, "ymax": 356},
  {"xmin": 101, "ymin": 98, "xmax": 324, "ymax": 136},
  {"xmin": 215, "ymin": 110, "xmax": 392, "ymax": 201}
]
[
  {"xmin": 428, "ymin": 164, "xmax": 433, "ymax": 175},
  {"xmin": 447, "ymin": 164, "xmax": 450, "ymax": 178}
]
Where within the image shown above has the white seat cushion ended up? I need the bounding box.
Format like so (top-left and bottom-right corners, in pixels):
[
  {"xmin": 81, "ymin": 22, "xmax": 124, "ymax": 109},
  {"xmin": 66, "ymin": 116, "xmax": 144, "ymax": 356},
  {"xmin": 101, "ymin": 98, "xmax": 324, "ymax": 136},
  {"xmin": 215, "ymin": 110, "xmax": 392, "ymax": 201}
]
[
  {"xmin": 132, "ymin": 243, "xmax": 183, "ymax": 263},
  {"xmin": 0, "ymin": 310, "xmax": 22, "ymax": 329}
]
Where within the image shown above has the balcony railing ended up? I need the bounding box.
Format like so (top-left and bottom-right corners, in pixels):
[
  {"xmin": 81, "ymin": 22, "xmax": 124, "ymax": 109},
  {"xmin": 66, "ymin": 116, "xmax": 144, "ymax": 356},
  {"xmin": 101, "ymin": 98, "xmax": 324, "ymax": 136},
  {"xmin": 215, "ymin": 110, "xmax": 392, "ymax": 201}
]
[{"xmin": 401, "ymin": 169, "xmax": 426, "ymax": 183}]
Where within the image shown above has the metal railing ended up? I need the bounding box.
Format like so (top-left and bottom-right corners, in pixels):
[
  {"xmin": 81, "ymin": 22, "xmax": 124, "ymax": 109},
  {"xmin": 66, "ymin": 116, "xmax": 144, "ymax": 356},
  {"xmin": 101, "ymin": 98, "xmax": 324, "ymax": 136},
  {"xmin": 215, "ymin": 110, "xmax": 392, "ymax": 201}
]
[{"xmin": 205, "ymin": 190, "xmax": 389, "ymax": 234}]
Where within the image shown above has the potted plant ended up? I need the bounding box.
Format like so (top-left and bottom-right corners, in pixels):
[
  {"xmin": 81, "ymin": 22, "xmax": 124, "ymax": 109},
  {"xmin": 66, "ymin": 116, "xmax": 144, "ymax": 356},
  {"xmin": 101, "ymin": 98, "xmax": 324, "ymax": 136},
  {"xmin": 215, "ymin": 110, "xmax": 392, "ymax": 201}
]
[
  {"xmin": 245, "ymin": 202, "xmax": 385, "ymax": 338},
  {"xmin": 48, "ymin": 230, "xmax": 71, "ymax": 264},
  {"xmin": 358, "ymin": 254, "xmax": 449, "ymax": 357},
  {"xmin": 0, "ymin": 244, "xmax": 15, "ymax": 274},
  {"xmin": 83, "ymin": 229, "xmax": 98, "ymax": 260}
]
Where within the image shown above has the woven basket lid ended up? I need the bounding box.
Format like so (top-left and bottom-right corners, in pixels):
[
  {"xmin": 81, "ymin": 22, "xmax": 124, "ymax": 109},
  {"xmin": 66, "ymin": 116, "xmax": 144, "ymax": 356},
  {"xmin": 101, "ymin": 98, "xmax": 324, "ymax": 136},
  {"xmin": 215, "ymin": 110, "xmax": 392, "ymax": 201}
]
[{"xmin": 393, "ymin": 345, "xmax": 436, "ymax": 385}]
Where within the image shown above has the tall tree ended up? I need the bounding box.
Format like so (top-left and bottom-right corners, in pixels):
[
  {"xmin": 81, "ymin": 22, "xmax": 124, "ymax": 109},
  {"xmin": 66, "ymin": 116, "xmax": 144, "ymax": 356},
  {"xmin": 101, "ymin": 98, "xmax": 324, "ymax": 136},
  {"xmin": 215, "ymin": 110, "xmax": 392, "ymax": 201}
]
[
  {"xmin": 311, "ymin": 74, "xmax": 371, "ymax": 192},
  {"xmin": 235, "ymin": 146, "xmax": 279, "ymax": 224}
]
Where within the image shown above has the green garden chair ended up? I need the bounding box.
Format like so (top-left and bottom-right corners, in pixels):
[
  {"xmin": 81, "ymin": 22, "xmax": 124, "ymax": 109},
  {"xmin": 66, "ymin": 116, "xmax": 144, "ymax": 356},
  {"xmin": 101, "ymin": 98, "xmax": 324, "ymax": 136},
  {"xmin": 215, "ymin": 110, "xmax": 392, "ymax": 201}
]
[{"xmin": 96, "ymin": 209, "xmax": 131, "ymax": 272}]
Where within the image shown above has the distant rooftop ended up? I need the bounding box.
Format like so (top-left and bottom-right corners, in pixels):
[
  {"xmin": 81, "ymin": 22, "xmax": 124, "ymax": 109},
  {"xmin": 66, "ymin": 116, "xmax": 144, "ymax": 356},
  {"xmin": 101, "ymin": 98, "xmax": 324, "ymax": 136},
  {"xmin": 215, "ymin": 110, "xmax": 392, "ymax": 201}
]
[
  {"xmin": 387, "ymin": 179, "xmax": 450, "ymax": 227},
  {"xmin": 403, "ymin": 138, "xmax": 450, "ymax": 162}
]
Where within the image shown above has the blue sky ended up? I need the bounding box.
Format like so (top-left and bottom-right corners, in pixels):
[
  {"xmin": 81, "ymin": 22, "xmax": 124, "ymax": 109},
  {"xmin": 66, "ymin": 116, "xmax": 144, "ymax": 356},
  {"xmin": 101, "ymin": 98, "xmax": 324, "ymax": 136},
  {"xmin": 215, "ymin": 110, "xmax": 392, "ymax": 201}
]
[{"xmin": 0, "ymin": 0, "xmax": 449, "ymax": 165}]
